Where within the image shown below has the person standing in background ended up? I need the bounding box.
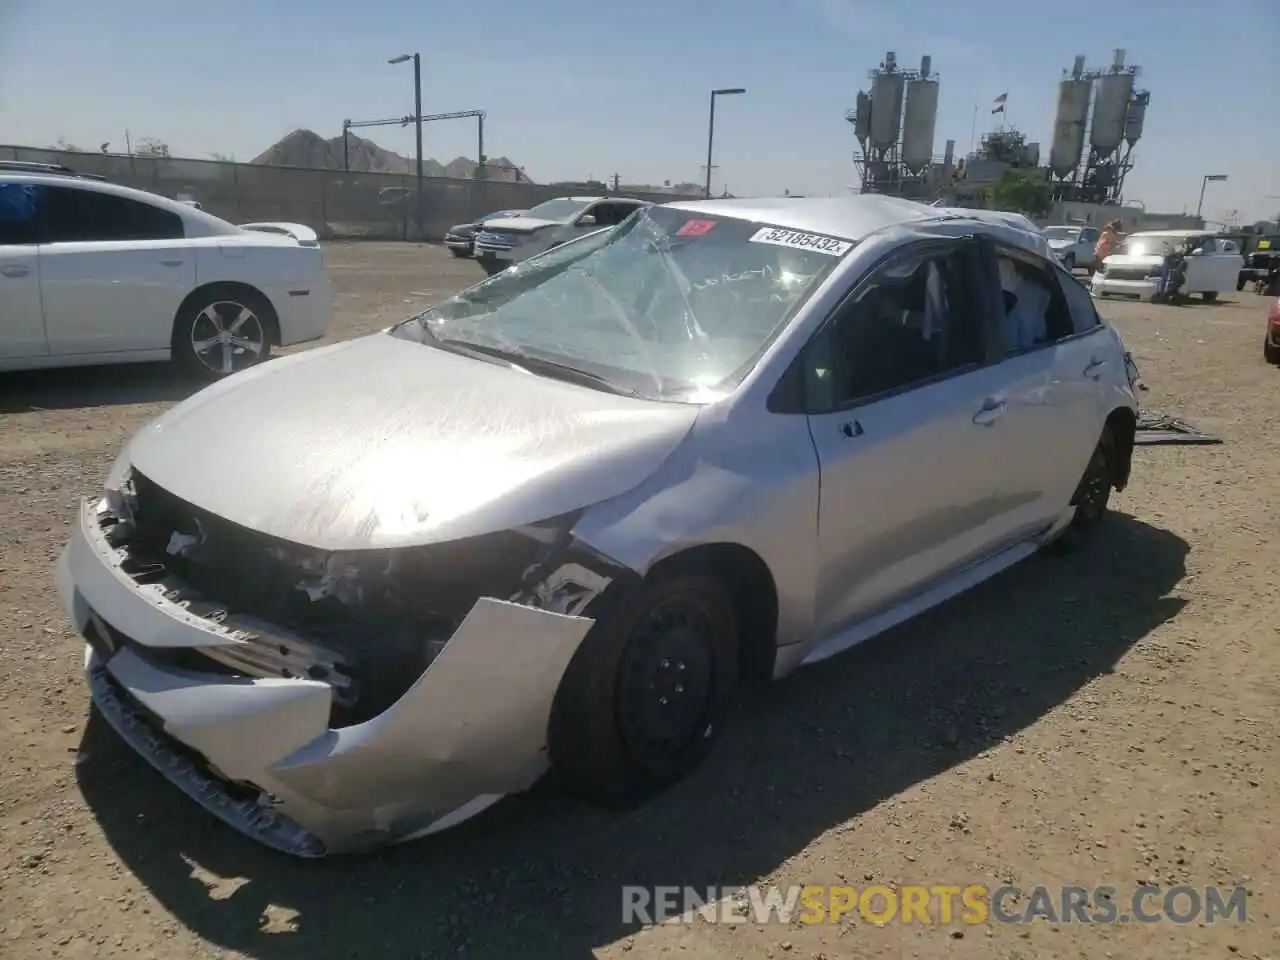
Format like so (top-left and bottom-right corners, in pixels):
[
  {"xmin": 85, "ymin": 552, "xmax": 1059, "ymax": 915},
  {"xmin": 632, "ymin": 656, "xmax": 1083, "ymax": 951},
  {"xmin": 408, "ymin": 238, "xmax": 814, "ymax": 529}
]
[{"xmin": 1093, "ymin": 221, "xmax": 1121, "ymax": 266}]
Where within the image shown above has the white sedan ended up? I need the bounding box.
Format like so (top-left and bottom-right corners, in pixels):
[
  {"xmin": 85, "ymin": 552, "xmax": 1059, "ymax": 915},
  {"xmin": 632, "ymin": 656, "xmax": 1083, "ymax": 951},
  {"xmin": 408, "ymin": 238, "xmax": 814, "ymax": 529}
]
[{"xmin": 0, "ymin": 171, "xmax": 332, "ymax": 377}]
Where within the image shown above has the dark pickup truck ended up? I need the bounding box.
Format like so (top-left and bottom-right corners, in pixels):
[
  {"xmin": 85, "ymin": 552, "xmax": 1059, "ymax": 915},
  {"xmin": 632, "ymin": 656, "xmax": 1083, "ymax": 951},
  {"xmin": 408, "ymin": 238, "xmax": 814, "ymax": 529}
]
[{"xmin": 1236, "ymin": 234, "xmax": 1280, "ymax": 293}]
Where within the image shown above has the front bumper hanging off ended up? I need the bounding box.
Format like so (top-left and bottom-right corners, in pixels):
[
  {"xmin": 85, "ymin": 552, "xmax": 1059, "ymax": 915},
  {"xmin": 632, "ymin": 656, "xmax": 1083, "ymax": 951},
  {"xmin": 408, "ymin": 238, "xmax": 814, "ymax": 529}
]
[{"xmin": 58, "ymin": 498, "xmax": 598, "ymax": 857}]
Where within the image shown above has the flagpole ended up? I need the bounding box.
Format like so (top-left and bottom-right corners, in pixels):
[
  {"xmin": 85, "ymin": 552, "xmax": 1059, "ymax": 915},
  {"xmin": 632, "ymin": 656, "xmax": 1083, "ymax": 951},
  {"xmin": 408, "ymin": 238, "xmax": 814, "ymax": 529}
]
[{"xmin": 970, "ymin": 105, "xmax": 977, "ymax": 153}]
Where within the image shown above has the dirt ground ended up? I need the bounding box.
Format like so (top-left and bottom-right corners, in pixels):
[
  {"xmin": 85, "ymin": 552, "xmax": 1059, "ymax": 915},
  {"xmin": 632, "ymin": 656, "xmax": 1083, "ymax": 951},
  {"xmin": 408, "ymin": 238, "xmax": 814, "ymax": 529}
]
[{"xmin": 1, "ymin": 242, "xmax": 1276, "ymax": 960}]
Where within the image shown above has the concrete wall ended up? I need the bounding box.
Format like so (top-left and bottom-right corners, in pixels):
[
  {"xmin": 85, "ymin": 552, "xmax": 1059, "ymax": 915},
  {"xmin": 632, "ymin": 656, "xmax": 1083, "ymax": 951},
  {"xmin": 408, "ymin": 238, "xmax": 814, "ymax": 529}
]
[{"xmin": 1, "ymin": 145, "xmax": 702, "ymax": 241}]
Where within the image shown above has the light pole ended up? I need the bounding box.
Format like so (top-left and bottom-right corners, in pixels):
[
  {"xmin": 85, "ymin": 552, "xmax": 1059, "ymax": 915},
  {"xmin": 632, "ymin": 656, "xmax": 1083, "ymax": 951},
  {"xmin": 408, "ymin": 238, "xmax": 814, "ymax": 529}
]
[
  {"xmin": 705, "ymin": 87, "xmax": 745, "ymax": 199},
  {"xmin": 389, "ymin": 53, "xmax": 423, "ymax": 236},
  {"xmin": 1196, "ymin": 173, "xmax": 1227, "ymax": 220}
]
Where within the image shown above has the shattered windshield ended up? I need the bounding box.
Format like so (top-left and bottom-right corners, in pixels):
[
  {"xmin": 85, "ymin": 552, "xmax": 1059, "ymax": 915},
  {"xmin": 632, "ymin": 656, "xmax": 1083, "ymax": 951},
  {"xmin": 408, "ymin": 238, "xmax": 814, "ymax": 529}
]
[
  {"xmin": 523, "ymin": 197, "xmax": 592, "ymax": 222},
  {"xmin": 392, "ymin": 205, "xmax": 849, "ymax": 402}
]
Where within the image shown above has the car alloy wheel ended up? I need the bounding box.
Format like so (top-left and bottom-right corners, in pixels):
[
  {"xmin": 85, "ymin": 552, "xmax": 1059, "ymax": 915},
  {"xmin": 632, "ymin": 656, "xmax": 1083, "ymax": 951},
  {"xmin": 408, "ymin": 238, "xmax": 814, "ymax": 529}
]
[{"xmin": 189, "ymin": 300, "xmax": 267, "ymax": 376}]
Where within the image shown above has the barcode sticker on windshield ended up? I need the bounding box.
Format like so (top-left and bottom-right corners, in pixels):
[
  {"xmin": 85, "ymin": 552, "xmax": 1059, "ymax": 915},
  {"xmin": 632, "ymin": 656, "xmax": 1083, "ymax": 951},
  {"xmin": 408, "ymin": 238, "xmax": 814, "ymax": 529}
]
[{"xmin": 748, "ymin": 227, "xmax": 852, "ymax": 257}]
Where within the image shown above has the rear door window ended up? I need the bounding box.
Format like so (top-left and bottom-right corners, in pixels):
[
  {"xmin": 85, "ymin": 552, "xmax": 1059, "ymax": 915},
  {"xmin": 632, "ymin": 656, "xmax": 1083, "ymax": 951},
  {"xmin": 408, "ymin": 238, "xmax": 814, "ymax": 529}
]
[
  {"xmin": 0, "ymin": 182, "xmax": 40, "ymax": 245},
  {"xmin": 39, "ymin": 186, "xmax": 185, "ymax": 243}
]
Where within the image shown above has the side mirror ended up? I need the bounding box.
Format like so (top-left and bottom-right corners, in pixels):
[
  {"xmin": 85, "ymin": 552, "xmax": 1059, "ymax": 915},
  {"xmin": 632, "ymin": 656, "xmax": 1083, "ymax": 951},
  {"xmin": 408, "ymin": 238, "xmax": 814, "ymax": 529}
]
[{"xmin": 577, "ymin": 214, "xmax": 597, "ymax": 227}]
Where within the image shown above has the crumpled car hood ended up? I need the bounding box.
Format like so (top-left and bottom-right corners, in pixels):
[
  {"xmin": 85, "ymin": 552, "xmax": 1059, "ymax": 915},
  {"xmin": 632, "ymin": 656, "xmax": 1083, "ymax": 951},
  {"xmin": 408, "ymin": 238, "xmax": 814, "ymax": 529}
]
[{"xmin": 125, "ymin": 334, "xmax": 700, "ymax": 550}]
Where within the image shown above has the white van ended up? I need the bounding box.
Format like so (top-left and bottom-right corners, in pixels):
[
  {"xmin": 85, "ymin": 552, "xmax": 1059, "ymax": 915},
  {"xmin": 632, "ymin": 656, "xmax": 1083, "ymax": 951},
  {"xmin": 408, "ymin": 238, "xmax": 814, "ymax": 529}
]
[{"xmin": 1091, "ymin": 230, "xmax": 1244, "ymax": 302}]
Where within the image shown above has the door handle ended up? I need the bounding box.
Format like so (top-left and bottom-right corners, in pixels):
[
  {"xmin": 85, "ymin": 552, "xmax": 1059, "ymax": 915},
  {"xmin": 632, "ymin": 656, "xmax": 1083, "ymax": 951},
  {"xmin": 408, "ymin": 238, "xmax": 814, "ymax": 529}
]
[
  {"xmin": 159, "ymin": 259, "xmax": 185, "ymax": 267},
  {"xmin": 972, "ymin": 399, "xmax": 1007, "ymax": 426},
  {"xmin": 840, "ymin": 420, "xmax": 864, "ymax": 439},
  {"xmin": 1083, "ymin": 358, "xmax": 1108, "ymax": 379},
  {"xmin": 0, "ymin": 264, "xmax": 30, "ymax": 278}
]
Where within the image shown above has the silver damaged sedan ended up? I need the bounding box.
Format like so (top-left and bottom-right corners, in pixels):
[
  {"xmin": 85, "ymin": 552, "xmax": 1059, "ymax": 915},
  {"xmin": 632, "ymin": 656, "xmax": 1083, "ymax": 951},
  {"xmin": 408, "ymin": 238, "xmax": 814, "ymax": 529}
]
[{"xmin": 58, "ymin": 196, "xmax": 1141, "ymax": 857}]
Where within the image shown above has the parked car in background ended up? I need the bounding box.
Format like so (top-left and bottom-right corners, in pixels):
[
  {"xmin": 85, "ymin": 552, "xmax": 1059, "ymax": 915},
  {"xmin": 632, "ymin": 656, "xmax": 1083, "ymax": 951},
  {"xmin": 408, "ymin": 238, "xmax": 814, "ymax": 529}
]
[
  {"xmin": 1091, "ymin": 230, "xmax": 1243, "ymax": 303},
  {"xmin": 1237, "ymin": 234, "xmax": 1280, "ymax": 292},
  {"xmin": 0, "ymin": 171, "xmax": 331, "ymax": 378},
  {"xmin": 60, "ymin": 195, "xmax": 1139, "ymax": 857},
  {"xmin": 1265, "ymin": 296, "xmax": 1280, "ymax": 364},
  {"xmin": 472, "ymin": 195, "xmax": 651, "ymax": 274},
  {"xmin": 443, "ymin": 209, "xmax": 526, "ymax": 258},
  {"xmin": 1042, "ymin": 223, "xmax": 1100, "ymax": 271}
]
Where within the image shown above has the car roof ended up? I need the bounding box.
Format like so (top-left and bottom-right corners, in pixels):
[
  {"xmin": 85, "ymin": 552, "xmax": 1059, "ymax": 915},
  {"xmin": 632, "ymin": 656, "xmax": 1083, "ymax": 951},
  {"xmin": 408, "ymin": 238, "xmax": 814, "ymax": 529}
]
[
  {"xmin": 1130, "ymin": 229, "xmax": 1206, "ymax": 238},
  {"xmin": 0, "ymin": 172, "xmax": 242, "ymax": 234},
  {"xmin": 664, "ymin": 195, "xmax": 1050, "ymax": 257}
]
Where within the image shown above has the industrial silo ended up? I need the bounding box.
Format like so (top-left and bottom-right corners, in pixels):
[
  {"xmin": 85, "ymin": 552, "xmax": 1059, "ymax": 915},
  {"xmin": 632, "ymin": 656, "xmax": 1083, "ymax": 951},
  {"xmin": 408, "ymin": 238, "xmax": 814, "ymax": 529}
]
[
  {"xmin": 853, "ymin": 90, "xmax": 872, "ymax": 144},
  {"xmin": 1124, "ymin": 90, "xmax": 1149, "ymax": 147},
  {"xmin": 901, "ymin": 55, "xmax": 939, "ymax": 173},
  {"xmin": 869, "ymin": 52, "xmax": 905, "ymax": 152},
  {"xmin": 1090, "ymin": 49, "xmax": 1136, "ymax": 157},
  {"xmin": 1049, "ymin": 55, "xmax": 1091, "ymax": 178}
]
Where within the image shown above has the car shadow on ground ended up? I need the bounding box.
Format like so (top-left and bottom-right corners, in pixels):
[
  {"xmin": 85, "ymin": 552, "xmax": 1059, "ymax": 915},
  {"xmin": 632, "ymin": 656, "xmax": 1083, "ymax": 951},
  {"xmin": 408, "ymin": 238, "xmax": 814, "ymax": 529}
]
[
  {"xmin": 77, "ymin": 513, "xmax": 1189, "ymax": 960},
  {"xmin": 0, "ymin": 363, "xmax": 199, "ymax": 413}
]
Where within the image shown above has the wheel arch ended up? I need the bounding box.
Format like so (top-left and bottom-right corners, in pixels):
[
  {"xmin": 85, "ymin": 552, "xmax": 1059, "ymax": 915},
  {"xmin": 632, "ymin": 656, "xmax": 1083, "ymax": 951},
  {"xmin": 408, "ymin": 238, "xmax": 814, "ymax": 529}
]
[
  {"xmin": 1105, "ymin": 406, "xmax": 1137, "ymax": 491},
  {"xmin": 173, "ymin": 281, "xmax": 281, "ymax": 348},
  {"xmin": 645, "ymin": 542, "xmax": 780, "ymax": 685}
]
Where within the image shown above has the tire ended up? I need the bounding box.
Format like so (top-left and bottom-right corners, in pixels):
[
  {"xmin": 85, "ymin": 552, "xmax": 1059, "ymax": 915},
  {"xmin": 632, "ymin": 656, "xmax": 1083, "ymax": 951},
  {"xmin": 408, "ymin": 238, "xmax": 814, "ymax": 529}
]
[
  {"xmin": 1265, "ymin": 339, "xmax": 1280, "ymax": 365},
  {"xmin": 548, "ymin": 571, "xmax": 740, "ymax": 804},
  {"xmin": 1061, "ymin": 253, "xmax": 1075, "ymax": 271},
  {"xmin": 1236, "ymin": 276, "xmax": 1247, "ymax": 292},
  {"xmin": 172, "ymin": 286, "xmax": 274, "ymax": 380},
  {"xmin": 478, "ymin": 258, "xmax": 506, "ymax": 277},
  {"xmin": 448, "ymin": 247, "xmax": 469, "ymax": 259},
  {"xmin": 1202, "ymin": 291, "xmax": 1218, "ymax": 303},
  {"xmin": 1051, "ymin": 428, "xmax": 1116, "ymax": 554}
]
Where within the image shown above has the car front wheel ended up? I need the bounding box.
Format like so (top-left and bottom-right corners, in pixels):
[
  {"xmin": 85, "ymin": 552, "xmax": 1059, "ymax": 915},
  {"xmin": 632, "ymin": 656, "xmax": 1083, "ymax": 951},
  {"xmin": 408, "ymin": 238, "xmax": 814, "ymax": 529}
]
[
  {"xmin": 1061, "ymin": 253, "xmax": 1075, "ymax": 271},
  {"xmin": 172, "ymin": 286, "xmax": 274, "ymax": 380},
  {"xmin": 549, "ymin": 571, "xmax": 739, "ymax": 804},
  {"xmin": 1265, "ymin": 338, "xmax": 1280, "ymax": 365},
  {"xmin": 1202, "ymin": 291, "xmax": 1218, "ymax": 303}
]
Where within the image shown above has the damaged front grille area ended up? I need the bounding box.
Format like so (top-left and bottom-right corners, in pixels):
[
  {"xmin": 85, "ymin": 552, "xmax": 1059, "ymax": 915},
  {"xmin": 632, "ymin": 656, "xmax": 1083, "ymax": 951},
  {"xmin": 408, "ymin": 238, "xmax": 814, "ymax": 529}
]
[{"xmin": 102, "ymin": 471, "xmax": 593, "ymax": 725}]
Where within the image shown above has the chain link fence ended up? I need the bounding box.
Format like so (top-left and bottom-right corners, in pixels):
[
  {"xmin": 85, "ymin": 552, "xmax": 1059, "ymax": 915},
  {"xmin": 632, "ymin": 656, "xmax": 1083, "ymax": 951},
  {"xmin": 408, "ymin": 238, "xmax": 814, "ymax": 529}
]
[{"xmin": 1, "ymin": 145, "xmax": 702, "ymax": 241}]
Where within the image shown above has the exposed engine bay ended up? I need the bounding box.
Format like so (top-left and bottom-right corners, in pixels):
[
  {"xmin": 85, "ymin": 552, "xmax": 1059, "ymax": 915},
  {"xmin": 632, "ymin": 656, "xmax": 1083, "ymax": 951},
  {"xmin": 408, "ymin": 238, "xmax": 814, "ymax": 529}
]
[{"xmin": 98, "ymin": 470, "xmax": 617, "ymax": 726}]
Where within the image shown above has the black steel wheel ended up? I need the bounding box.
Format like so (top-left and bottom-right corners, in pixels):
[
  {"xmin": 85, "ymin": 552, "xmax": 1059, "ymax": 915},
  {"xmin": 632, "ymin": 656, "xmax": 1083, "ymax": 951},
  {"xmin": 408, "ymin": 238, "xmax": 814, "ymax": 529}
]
[
  {"xmin": 1265, "ymin": 338, "xmax": 1280, "ymax": 365},
  {"xmin": 549, "ymin": 572, "xmax": 739, "ymax": 803},
  {"xmin": 1050, "ymin": 429, "xmax": 1116, "ymax": 554}
]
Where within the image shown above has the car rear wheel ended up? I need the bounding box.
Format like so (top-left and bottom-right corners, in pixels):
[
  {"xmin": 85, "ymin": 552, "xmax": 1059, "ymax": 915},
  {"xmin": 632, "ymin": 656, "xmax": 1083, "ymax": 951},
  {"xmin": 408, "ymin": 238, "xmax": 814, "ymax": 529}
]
[
  {"xmin": 172, "ymin": 286, "xmax": 274, "ymax": 380},
  {"xmin": 1265, "ymin": 338, "xmax": 1280, "ymax": 365},
  {"xmin": 1202, "ymin": 291, "xmax": 1218, "ymax": 303},
  {"xmin": 549, "ymin": 571, "xmax": 739, "ymax": 804},
  {"xmin": 1050, "ymin": 428, "xmax": 1117, "ymax": 554}
]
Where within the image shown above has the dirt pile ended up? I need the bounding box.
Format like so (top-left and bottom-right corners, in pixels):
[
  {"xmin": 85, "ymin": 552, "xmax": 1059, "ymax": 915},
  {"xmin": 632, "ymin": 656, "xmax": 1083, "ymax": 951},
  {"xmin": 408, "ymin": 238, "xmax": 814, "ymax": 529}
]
[{"xmin": 250, "ymin": 128, "xmax": 526, "ymax": 181}]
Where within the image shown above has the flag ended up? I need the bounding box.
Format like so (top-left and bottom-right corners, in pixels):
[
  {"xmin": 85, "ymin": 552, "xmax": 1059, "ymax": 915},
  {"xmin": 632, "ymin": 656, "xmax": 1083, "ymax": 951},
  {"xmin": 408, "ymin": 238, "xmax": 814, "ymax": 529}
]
[
  {"xmin": 992, "ymin": 91, "xmax": 1007, "ymax": 115},
  {"xmin": 994, "ymin": 92, "xmax": 1008, "ymax": 104},
  {"xmin": 992, "ymin": 104, "xmax": 1005, "ymax": 115}
]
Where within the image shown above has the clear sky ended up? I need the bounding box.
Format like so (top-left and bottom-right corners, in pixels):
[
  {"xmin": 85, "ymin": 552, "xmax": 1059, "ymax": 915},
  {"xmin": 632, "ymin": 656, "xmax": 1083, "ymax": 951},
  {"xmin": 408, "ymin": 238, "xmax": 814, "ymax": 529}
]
[{"xmin": 2, "ymin": 0, "xmax": 1277, "ymax": 223}]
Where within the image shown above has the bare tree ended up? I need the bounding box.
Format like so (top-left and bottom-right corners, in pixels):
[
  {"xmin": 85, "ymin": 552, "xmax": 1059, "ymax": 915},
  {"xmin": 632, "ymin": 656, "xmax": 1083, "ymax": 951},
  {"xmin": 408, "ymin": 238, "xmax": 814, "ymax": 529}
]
[
  {"xmin": 51, "ymin": 136, "xmax": 82, "ymax": 152},
  {"xmin": 208, "ymin": 151, "xmax": 235, "ymax": 162}
]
